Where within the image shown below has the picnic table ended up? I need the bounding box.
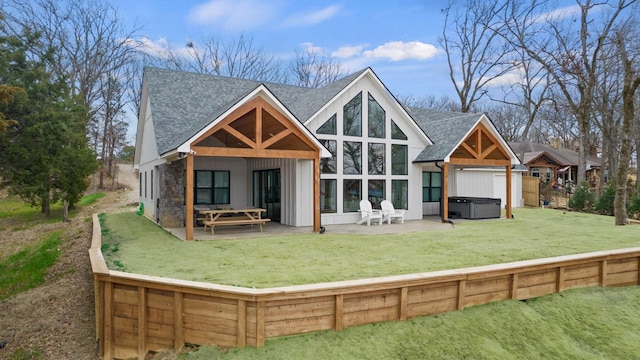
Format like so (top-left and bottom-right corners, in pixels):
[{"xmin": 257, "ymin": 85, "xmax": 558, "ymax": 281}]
[{"xmin": 199, "ymin": 208, "xmax": 270, "ymax": 235}]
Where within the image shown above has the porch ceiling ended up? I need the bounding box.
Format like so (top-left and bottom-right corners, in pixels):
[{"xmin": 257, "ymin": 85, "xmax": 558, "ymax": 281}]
[
  {"xmin": 449, "ymin": 122, "xmax": 511, "ymax": 166},
  {"xmin": 191, "ymin": 96, "xmax": 320, "ymax": 160}
]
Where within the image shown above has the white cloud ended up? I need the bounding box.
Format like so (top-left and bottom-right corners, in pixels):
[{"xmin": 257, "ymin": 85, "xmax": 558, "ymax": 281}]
[
  {"xmin": 127, "ymin": 37, "xmax": 192, "ymax": 60},
  {"xmin": 331, "ymin": 45, "xmax": 365, "ymax": 58},
  {"xmin": 363, "ymin": 41, "xmax": 440, "ymax": 61},
  {"xmin": 300, "ymin": 42, "xmax": 325, "ymax": 55},
  {"xmin": 188, "ymin": 0, "xmax": 278, "ymax": 31},
  {"xmin": 285, "ymin": 5, "xmax": 342, "ymax": 26}
]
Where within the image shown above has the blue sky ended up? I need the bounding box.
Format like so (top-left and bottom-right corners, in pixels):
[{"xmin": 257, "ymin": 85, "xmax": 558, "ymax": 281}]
[{"xmin": 113, "ymin": 0, "xmax": 454, "ymax": 98}]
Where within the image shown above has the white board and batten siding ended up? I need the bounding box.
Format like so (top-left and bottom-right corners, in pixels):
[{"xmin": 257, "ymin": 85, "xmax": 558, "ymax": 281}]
[
  {"xmin": 247, "ymin": 158, "xmax": 313, "ymax": 227},
  {"xmin": 454, "ymin": 168, "xmax": 524, "ymax": 208}
]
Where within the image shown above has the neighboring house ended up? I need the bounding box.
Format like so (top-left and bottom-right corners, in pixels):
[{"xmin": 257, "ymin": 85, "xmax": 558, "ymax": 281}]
[
  {"xmin": 134, "ymin": 67, "xmax": 521, "ymax": 240},
  {"xmin": 510, "ymin": 142, "xmax": 602, "ymax": 187}
]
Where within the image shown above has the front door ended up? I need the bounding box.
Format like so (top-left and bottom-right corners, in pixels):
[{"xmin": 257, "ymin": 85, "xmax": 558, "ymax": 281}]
[{"xmin": 253, "ymin": 169, "xmax": 281, "ymax": 222}]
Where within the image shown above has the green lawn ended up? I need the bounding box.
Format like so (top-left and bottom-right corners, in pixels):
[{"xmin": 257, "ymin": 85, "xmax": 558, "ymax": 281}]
[
  {"xmin": 184, "ymin": 286, "xmax": 640, "ymax": 360},
  {"xmin": 101, "ymin": 208, "xmax": 640, "ymax": 288}
]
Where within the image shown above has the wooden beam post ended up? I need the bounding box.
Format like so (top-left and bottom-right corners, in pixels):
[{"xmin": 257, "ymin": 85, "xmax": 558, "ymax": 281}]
[
  {"xmin": 313, "ymin": 157, "xmax": 320, "ymax": 232},
  {"xmin": 506, "ymin": 165, "xmax": 512, "ymax": 219},
  {"xmin": 174, "ymin": 292, "xmax": 184, "ymax": 352},
  {"xmin": 186, "ymin": 154, "xmax": 194, "ymax": 240},
  {"xmin": 138, "ymin": 287, "xmax": 147, "ymax": 359},
  {"xmin": 442, "ymin": 163, "xmax": 449, "ymax": 221}
]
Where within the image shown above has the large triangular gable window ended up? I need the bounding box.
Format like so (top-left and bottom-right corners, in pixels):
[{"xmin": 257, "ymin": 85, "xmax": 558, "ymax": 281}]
[{"xmin": 317, "ymin": 113, "xmax": 337, "ymax": 135}]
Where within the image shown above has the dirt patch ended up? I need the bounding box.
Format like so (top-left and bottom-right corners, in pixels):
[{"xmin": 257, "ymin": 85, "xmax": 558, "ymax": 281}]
[{"xmin": 0, "ymin": 165, "xmax": 139, "ymax": 359}]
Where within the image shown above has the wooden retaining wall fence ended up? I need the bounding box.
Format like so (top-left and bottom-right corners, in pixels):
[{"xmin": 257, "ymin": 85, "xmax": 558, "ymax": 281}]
[{"xmin": 90, "ymin": 215, "xmax": 640, "ymax": 360}]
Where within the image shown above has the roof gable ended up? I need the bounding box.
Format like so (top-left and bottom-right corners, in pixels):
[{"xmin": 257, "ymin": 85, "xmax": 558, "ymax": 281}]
[
  {"xmin": 142, "ymin": 67, "xmax": 368, "ymax": 156},
  {"xmin": 411, "ymin": 108, "xmax": 518, "ymax": 165}
]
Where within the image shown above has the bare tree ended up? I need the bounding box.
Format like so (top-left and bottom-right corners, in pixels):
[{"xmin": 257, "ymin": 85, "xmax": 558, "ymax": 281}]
[
  {"xmin": 503, "ymin": 0, "xmax": 636, "ymax": 184},
  {"xmin": 142, "ymin": 34, "xmax": 287, "ymax": 83},
  {"xmin": 612, "ymin": 27, "xmax": 640, "ymax": 224},
  {"xmin": 3, "ymin": 0, "xmax": 140, "ymax": 189},
  {"xmin": 439, "ymin": 0, "xmax": 516, "ymax": 112},
  {"xmin": 289, "ymin": 47, "xmax": 343, "ymax": 88},
  {"xmin": 592, "ymin": 38, "xmax": 623, "ymax": 191},
  {"xmin": 396, "ymin": 94, "xmax": 461, "ymax": 112},
  {"xmin": 481, "ymin": 102, "xmax": 529, "ymax": 142}
]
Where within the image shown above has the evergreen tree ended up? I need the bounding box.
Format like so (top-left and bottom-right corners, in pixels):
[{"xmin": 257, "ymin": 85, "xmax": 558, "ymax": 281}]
[{"xmin": 0, "ymin": 29, "xmax": 98, "ymax": 217}]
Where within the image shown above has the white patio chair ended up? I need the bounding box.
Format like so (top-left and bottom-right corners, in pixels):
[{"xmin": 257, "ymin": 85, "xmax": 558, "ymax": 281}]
[
  {"xmin": 381, "ymin": 200, "xmax": 405, "ymax": 224},
  {"xmin": 356, "ymin": 199, "xmax": 383, "ymax": 226}
]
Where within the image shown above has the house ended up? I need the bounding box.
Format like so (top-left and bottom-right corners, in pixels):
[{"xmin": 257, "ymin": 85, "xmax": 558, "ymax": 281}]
[
  {"xmin": 510, "ymin": 141, "xmax": 602, "ymax": 187},
  {"xmin": 134, "ymin": 67, "xmax": 522, "ymax": 240}
]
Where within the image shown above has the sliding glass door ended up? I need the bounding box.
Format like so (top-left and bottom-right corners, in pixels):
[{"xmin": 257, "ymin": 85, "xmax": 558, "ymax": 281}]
[{"xmin": 253, "ymin": 169, "xmax": 281, "ymax": 222}]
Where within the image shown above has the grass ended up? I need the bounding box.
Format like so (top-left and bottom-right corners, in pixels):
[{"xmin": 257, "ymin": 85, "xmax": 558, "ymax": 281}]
[
  {"xmin": 182, "ymin": 286, "xmax": 640, "ymax": 360},
  {"xmin": 0, "ymin": 231, "xmax": 62, "ymax": 301},
  {"xmin": 101, "ymin": 208, "xmax": 640, "ymax": 288},
  {"xmin": 0, "ymin": 193, "xmax": 105, "ymax": 230},
  {"xmin": 0, "ymin": 192, "xmax": 105, "ymax": 299}
]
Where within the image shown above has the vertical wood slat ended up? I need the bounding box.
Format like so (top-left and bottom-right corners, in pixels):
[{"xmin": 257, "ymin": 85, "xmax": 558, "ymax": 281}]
[
  {"xmin": 256, "ymin": 301, "xmax": 265, "ymax": 347},
  {"xmin": 138, "ymin": 287, "xmax": 147, "ymax": 359},
  {"xmin": 511, "ymin": 273, "xmax": 519, "ymax": 299},
  {"xmin": 557, "ymin": 267, "xmax": 565, "ymax": 292},
  {"xmin": 399, "ymin": 287, "xmax": 408, "ymax": 320},
  {"xmin": 600, "ymin": 260, "xmax": 608, "ymax": 287},
  {"xmin": 237, "ymin": 300, "xmax": 246, "ymax": 348},
  {"xmin": 174, "ymin": 292, "xmax": 184, "ymax": 352},
  {"xmin": 103, "ymin": 281, "xmax": 113, "ymax": 360},
  {"xmin": 256, "ymin": 105, "xmax": 263, "ymax": 148},
  {"xmin": 457, "ymin": 280, "xmax": 466, "ymax": 310},
  {"xmin": 335, "ymin": 294, "xmax": 344, "ymax": 331},
  {"xmin": 94, "ymin": 275, "xmax": 101, "ymax": 340}
]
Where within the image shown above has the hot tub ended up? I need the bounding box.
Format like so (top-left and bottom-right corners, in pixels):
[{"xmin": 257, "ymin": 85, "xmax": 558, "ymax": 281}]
[{"xmin": 448, "ymin": 197, "xmax": 501, "ymax": 219}]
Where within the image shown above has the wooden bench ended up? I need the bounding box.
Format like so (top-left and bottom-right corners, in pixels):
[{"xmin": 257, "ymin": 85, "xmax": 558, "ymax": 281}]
[{"xmin": 203, "ymin": 218, "xmax": 271, "ymax": 235}]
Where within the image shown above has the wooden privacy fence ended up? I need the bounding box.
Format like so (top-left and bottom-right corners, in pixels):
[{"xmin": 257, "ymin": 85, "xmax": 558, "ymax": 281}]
[
  {"xmin": 90, "ymin": 215, "xmax": 640, "ymax": 360},
  {"xmin": 522, "ymin": 176, "xmax": 540, "ymax": 207}
]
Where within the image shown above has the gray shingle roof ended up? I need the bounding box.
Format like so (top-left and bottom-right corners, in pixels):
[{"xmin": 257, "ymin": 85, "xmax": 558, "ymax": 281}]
[
  {"xmin": 408, "ymin": 107, "xmax": 483, "ymax": 162},
  {"xmin": 144, "ymin": 67, "xmax": 367, "ymax": 155},
  {"xmin": 509, "ymin": 142, "xmax": 601, "ymax": 167}
]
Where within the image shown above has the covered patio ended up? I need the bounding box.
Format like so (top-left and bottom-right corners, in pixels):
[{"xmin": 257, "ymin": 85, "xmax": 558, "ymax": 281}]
[{"xmin": 166, "ymin": 216, "xmax": 457, "ymax": 240}]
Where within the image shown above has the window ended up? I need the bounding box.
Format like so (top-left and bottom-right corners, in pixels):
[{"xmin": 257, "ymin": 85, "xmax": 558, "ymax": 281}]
[
  {"xmin": 368, "ymin": 93, "xmax": 385, "ymax": 138},
  {"xmin": 320, "ymin": 140, "xmax": 337, "ymax": 174},
  {"xmin": 368, "ymin": 180, "xmax": 385, "ymax": 209},
  {"xmin": 343, "ymin": 179, "xmax": 361, "ymax": 212},
  {"xmin": 391, "ymin": 120, "xmax": 407, "ymax": 140},
  {"xmin": 368, "ymin": 143, "xmax": 385, "ymax": 175},
  {"xmin": 392, "ymin": 180, "xmax": 408, "ymax": 210},
  {"xmin": 139, "ymin": 174, "xmax": 142, "ymax": 197},
  {"xmin": 194, "ymin": 170, "xmax": 230, "ymax": 204},
  {"xmin": 317, "ymin": 114, "xmax": 337, "ymax": 135},
  {"xmin": 150, "ymin": 170, "xmax": 154, "ymax": 199},
  {"xmin": 422, "ymin": 172, "xmax": 442, "ymax": 202},
  {"xmin": 144, "ymin": 171, "xmax": 147, "ymax": 198},
  {"xmin": 320, "ymin": 179, "xmax": 337, "ymax": 213},
  {"xmin": 392, "ymin": 144, "xmax": 408, "ymax": 175},
  {"xmin": 343, "ymin": 141, "xmax": 362, "ymax": 174},
  {"xmin": 343, "ymin": 92, "xmax": 362, "ymax": 136}
]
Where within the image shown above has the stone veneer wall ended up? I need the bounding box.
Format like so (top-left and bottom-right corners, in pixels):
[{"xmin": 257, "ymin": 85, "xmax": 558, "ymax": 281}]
[{"xmin": 157, "ymin": 160, "xmax": 185, "ymax": 228}]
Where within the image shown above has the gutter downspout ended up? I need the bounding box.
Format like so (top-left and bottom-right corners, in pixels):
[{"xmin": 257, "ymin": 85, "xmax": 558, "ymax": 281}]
[{"xmin": 435, "ymin": 161, "xmax": 454, "ymax": 225}]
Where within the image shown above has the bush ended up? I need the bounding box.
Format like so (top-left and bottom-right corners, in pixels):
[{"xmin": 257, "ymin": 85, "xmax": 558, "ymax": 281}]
[
  {"xmin": 569, "ymin": 182, "xmax": 595, "ymax": 212},
  {"xmin": 628, "ymin": 194, "xmax": 640, "ymax": 219},
  {"xmin": 594, "ymin": 184, "xmax": 615, "ymax": 215}
]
